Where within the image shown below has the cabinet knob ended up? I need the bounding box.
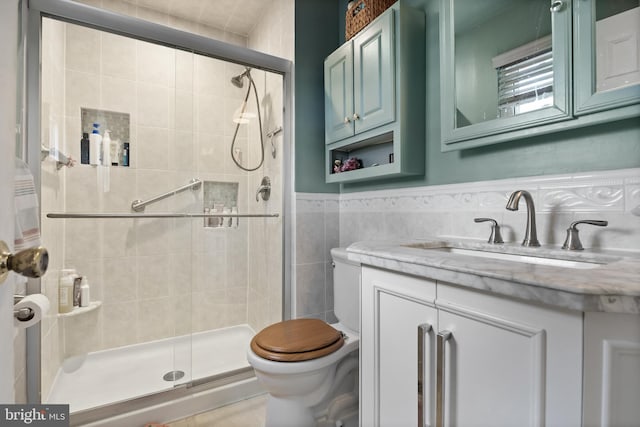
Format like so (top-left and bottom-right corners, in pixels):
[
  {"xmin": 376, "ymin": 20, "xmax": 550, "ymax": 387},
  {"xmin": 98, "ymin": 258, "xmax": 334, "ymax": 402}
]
[
  {"xmin": 352, "ymin": 113, "xmax": 360, "ymax": 121},
  {"xmin": 344, "ymin": 116, "xmax": 351, "ymax": 124},
  {"xmin": 550, "ymin": 0, "xmax": 564, "ymax": 12}
]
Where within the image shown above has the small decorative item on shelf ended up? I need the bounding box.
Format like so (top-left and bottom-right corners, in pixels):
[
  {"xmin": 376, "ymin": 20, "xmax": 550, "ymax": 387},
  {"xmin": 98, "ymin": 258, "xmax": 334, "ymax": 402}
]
[
  {"xmin": 333, "ymin": 157, "xmax": 363, "ymax": 173},
  {"xmin": 345, "ymin": 0, "xmax": 396, "ymax": 40}
]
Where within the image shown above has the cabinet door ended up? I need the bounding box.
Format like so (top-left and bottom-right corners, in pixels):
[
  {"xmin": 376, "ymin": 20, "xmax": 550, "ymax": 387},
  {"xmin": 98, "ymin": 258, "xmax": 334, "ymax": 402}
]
[
  {"xmin": 439, "ymin": 0, "xmax": 572, "ymax": 150},
  {"xmin": 361, "ymin": 267, "xmax": 437, "ymax": 427},
  {"xmin": 583, "ymin": 312, "xmax": 640, "ymax": 427},
  {"xmin": 574, "ymin": 0, "xmax": 640, "ymax": 115},
  {"xmin": 437, "ymin": 283, "xmax": 583, "ymax": 427},
  {"xmin": 438, "ymin": 307, "xmax": 547, "ymax": 426},
  {"xmin": 353, "ymin": 9, "xmax": 395, "ymax": 135},
  {"xmin": 324, "ymin": 42, "xmax": 354, "ymax": 143}
]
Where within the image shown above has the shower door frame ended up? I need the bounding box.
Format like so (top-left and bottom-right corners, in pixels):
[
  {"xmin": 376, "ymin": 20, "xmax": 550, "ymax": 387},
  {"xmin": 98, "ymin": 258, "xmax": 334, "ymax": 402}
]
[{"xmin": 25, "ymin": 0, "xmax": 293, "ymax": 413}]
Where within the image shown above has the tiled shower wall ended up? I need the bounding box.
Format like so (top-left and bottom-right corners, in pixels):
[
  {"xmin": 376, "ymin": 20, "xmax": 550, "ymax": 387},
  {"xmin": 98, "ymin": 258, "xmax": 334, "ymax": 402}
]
[
  {"xmin": 38, "ymin": 1, "xmax": 291, "ymax": 400},
  {"xmin": 295, "ymin": 168, "xmax": 640, "ymax": 320},
  {"xmin": 246, "ymin": 0, "xmax": 294, "ymax": 333}
]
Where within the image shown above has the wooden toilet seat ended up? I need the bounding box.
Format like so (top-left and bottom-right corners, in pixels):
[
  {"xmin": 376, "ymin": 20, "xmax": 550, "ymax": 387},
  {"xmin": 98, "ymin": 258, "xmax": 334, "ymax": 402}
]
[{"xmin": 250, "ymin": 318, "xmax": 344, "ymax": 362}]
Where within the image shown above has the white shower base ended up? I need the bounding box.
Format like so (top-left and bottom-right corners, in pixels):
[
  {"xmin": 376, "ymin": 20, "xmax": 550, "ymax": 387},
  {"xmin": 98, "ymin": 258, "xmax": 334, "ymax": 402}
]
[{"xmin": 47, "ymin": 324, "xmax": 256, "ymax": 413}]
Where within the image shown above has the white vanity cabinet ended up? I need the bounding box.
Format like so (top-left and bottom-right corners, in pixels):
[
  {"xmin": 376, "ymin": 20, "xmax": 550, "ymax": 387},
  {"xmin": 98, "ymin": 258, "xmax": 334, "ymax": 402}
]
[
  {"xmin": 360, "ymin": 267, "xmax": 438, "ymax": 427},
  {"xmin": 360, "ymin": 266, "xmax": 584, "ymax": 427}
]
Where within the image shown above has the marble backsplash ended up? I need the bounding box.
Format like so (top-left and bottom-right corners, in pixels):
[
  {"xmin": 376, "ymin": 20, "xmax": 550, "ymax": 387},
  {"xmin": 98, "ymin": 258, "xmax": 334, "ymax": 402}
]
[{"xmin": 294, "ymin": 168, "xmax": 640, "ymax": 319}]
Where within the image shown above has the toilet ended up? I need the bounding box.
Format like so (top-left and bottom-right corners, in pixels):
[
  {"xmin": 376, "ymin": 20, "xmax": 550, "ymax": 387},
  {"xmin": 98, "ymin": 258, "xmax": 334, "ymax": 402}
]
[{"xmin": 247, "ymin": 248, "xmax": 360, "ymax": 427}]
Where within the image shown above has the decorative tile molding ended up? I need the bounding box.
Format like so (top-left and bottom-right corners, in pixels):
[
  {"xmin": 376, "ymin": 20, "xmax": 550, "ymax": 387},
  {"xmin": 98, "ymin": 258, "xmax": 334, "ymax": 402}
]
[
  {"xmin": 296, "ymin": 192, "xmax": 340, "ymax": 213},
  {"xmin": 336, "ymin": 169, "xmax": 640, "ymax": 215}
]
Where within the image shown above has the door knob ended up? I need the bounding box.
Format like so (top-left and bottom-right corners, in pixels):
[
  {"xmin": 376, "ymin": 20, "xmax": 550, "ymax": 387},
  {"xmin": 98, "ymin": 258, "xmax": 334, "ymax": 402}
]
[{"xmin": 0, "ymin": 240, "xmax": 49, "ymax": 284}]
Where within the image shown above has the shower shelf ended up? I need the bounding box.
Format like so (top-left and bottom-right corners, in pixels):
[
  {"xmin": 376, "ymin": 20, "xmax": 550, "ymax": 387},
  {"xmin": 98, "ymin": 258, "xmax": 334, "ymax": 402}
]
[{"xmin": 58, "ymin": 301, "xmax": 102, "ymax": 318}]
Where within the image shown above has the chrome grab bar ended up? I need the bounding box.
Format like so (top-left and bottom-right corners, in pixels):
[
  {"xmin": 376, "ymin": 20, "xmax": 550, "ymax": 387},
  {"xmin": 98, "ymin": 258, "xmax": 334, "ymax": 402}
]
[
  {"xmin": 47, "ymin": 213, "xmax": 279, "ymax": 219},
  {"xmin": 131, "ymin": 178, "xmax": 202, "ymax": 212}
]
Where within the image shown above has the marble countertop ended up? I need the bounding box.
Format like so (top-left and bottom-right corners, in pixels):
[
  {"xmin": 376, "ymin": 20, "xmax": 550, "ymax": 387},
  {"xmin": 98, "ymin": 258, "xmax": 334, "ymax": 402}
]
[{"xmin": 346, "ymin": 238, "xmax": 640, "ymax": 314}]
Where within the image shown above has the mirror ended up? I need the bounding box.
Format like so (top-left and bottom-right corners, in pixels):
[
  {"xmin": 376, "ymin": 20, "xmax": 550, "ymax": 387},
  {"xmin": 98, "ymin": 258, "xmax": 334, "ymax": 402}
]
[
  {"xmin": 594, "ymin": 0, "xmax": 640, "ymax": 93},
  {"xmin": 453, "ymin": 0, "xmax": 552, "ymax": 128}
]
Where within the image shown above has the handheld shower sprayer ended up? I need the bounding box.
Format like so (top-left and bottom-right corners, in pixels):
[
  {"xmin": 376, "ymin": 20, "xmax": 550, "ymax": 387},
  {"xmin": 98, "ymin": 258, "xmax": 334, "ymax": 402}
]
[{"xmin": 229, "ymin": 67, "xmax": 265, "ymax": 171}]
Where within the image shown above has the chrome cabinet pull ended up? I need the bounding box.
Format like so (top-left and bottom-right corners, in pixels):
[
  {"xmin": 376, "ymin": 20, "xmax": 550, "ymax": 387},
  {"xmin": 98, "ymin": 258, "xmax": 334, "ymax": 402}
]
[
  {"xmin": 550, "ymin": 0, "xmax": 563, "ymax": 12},
  {"xmin": 418, "ymin": 323, "xmax": 432, "ymax": 427},
  {"xmin": 352, "ymin": 113, "xmax": 360, "ymax": 120},
  {"xmin": 344, "ymin": 116, "xmax": 351, "ymax": 124},
  {"xmin": 436, "ymin": 331, "xmax": 452, "ymax": 427}
]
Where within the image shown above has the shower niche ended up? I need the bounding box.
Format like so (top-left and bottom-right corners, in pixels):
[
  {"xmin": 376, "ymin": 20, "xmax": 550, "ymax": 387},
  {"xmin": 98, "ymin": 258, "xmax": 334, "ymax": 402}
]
[
  {"xmin": 203, "ymin": 181, "xmax": 239, "ymax": 228},
  {"xmin": 80, "ymin": 108, "xmax": 131, "ymax": 167}
]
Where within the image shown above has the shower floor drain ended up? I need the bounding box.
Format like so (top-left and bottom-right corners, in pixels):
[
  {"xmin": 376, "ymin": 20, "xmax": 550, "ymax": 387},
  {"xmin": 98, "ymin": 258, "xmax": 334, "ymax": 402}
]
[{"xmin": 163, "ymin": 370, "xmax": 185, "ymax": 381}]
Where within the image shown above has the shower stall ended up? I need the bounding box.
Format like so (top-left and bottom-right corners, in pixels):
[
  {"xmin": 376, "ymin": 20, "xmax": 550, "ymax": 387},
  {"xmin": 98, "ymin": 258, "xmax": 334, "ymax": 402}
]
[{"xmin": 25, "ymin": 0, "xmax": 292, "ymax": 424}]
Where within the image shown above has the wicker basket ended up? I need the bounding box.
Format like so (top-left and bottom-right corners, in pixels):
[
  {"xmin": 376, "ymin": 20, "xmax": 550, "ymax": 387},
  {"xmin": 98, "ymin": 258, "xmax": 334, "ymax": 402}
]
[{"xmin": 345, "ymin": 0, "xmax": 396, "ymax": 40}]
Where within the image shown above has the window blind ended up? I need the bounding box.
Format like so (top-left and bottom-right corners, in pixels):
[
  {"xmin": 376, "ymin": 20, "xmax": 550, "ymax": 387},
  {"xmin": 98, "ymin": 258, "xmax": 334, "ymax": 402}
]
[{"xmin": 493, "ymin": 35, "xmax": 554, "ymax": 117}]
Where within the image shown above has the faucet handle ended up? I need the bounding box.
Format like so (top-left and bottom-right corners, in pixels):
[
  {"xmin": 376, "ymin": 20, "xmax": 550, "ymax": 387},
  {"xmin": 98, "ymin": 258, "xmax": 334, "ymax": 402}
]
[
  {"xmin": 562, "ymin": 220, "xmax": 608, "ymax": 250},
  {"xmin": 474, "ymin": 218, "xmax": 504, "ymax": 244}
]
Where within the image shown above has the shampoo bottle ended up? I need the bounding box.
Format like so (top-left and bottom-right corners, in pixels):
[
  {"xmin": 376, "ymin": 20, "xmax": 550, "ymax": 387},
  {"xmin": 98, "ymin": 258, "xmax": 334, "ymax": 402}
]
[
  {"xmin": 102, "ymin": 130, "xmax": 112, "ymax": 166},
  {"xmin": 122, "ymin": 142, "xmax": 130, "ymax": 166},
  {"xmin": 111, "ymin": 138, "xmax": 120, "ymax": 166},
  {"xmin": 80, "ymin": 133, "xmax": 90, "ymax": 164},
  {"xmin": 80, "ymin": 277, "xmax": 91, "ymax": 308},
  {"xmin": 89, "ymin": 123, "xmax": 102, "ymax": 166},
  {"xmin": 58, "ymin": 269, "xmax": 76, "ymax": 314}
]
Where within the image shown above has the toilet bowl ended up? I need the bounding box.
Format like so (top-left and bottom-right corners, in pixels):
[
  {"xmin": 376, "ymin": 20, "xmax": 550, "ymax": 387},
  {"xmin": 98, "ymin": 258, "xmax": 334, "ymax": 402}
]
[{"xmin": 247, "ymin": 248, "xmax": 360, "ymax": 427}]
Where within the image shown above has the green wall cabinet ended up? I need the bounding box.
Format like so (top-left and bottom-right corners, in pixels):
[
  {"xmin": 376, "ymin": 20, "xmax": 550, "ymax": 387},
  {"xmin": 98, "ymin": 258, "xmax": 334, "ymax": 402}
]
[
  {"xmin": 324, "ymin": 0, "xmax": 425, "ymax": 184},
  {"xmin": 439, "ymin": 0, "xmax": 640, "ymax": 151},
  {"xmin": 325, "ymin": 41, "xmax": 355, "ymax": 143},
  {"xmin": 324, "ymin": 11, "xmax": 395, "ymax": 144},
  {"xmin": 574, "ymin": 0, "xmax": 640, "ymax": 115}
]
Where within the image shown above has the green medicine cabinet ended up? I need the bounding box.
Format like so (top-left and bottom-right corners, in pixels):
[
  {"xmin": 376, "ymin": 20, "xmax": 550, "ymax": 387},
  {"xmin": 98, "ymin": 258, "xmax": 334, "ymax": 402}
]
[
  {"xmin": 440, "ymin": 0, "xmax": 640, "ymax": 151},
  {"xmin": 324, "ymin": 0, "xmax": 425, "ymax": 184}
]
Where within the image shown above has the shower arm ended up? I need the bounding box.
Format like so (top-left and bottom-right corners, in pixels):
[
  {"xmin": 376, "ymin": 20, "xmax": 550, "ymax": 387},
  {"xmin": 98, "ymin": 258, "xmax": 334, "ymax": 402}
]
[{"xmin": 131, "ymin": 178, "xmax": 202, "ymax": 212}]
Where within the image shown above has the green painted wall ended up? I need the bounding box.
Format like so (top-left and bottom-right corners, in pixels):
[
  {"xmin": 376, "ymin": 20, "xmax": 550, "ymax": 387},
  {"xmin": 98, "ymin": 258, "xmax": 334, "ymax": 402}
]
[
  {"xmin": 294, "ymin": 0, "xmax": 640, "ymax": 194},
  {"xmin": 294, "ymin": 0, "xmax": 340, "ymax": 193}
]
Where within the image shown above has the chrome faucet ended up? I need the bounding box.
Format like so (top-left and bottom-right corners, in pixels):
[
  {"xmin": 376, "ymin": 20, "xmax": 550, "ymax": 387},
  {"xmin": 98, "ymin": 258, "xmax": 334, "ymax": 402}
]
[{"xmin": 505, "ymin": 190, "xmax": 540, "ymax": 247}]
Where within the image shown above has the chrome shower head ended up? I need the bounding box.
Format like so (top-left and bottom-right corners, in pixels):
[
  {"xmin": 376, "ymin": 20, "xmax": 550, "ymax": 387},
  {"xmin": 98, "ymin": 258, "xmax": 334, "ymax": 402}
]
[{"xmin": 231, "ymin": 68, "xmax": 251, "ymax": 88}]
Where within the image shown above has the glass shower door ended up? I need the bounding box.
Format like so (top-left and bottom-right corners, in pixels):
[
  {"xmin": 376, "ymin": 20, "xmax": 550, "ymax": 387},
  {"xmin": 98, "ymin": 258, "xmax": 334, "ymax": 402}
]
[{"xmin": 38, "ymin": 17, "xmax": 196, "ymax": 412}]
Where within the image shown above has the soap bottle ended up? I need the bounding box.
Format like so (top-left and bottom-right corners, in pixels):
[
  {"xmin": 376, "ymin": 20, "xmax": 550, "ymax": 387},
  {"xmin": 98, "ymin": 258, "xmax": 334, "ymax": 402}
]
[
  {"xmin": 102, "ymin": 130, "xmax": 112, "ymax": 166},
  {"xmin": 122, "ymin": 142, "xmax": 130, "ymax": 166},
  {"xmin": 73, "ymin": 275, "xmax": 83, "ymax": 307},
  {"xmin": 80, "ymin": 133, "xmax": 90, "ymax": 164},
  {"xmin": 110, "ymin": 138, "xmax": 120, "ymax": 166},
  {"xmin": 80, "ymin": 277, "xmax": 91, "ymax": 308},
  {"xmin": 89, "ymin": 123, "xmax": 102, "ymax": 166},
  {"xmin": 58, "ymin": 269, "xmax": 76, "ymax": 314}
]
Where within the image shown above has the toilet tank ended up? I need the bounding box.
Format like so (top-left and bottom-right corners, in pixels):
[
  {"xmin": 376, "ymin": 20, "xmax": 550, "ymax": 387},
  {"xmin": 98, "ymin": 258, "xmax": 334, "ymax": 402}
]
[{"xmin": 330, "ymin": 248, "xmax": 360, "ymax": 333}]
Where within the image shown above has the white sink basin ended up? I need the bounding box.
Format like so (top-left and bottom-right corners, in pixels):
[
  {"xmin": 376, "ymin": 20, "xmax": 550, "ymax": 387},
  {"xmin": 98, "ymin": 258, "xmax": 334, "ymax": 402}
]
[{"xmin": 406, "ymin": 244, "xmax": 605, "ymax": 269}]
